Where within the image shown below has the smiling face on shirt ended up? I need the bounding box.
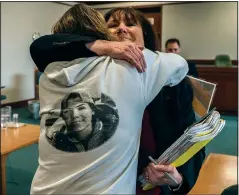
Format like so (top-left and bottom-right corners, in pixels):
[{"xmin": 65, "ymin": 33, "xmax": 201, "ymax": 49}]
[
  {"xmin": 106, "ymin": 13, "xmax": 145, "ymax": 47},
  {"xmin": 61, "ymin": 99, "xmax": 93, "ymax": 141}
]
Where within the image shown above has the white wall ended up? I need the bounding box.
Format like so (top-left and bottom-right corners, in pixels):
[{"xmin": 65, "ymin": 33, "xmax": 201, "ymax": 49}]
[
  {"xmin": 238, "ymin": 2, "xmax": 239, "ymax": 62},
  {"xmin": 96, "ymin": 2, "xmax": 178, "ymax": 15},
  {"xmin": 1, "ymin": 2, "xmax": 70, "ymax": 104},
  {"xmin": 162, "ymin": 2, "xmax": 237, "ymax": 59}
]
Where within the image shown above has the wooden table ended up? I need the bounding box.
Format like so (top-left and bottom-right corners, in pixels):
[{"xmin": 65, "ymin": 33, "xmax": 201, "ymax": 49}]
[
  {"xmin": 189, "ymin": 153, "xmax": 238, "ymax": 195},
  {"xmin": 1, "ymin": 124, "xmax": 40, "ymax": 195}
]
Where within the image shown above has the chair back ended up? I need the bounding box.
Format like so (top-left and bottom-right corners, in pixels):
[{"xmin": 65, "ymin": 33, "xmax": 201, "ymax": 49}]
[{"xmin": 215, "ymin": 54, "xmax": 232, "ymax": 67}]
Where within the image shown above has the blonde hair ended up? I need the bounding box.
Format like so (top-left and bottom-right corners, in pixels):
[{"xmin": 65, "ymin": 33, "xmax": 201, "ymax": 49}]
[{"xmin": 52, "ymin": 3, "xmax": 116, "ymax": 41}]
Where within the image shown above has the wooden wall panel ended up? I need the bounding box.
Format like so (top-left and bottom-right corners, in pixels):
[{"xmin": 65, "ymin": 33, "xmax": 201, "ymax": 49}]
[{"xmin": 197, "ymin": 66, "xmax": 238, "ymax": 115}]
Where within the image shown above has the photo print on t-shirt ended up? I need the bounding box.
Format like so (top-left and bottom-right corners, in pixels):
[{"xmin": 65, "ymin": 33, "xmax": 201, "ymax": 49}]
[{"xmin": 44, "ymin": 92, "xmax": 119, "ymax": 152}]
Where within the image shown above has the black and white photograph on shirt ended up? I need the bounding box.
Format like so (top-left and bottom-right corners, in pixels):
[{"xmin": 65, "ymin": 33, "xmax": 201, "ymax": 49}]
[{"xmin": 44, "ymin": 92, "xmax": 119, "ymax": 152}]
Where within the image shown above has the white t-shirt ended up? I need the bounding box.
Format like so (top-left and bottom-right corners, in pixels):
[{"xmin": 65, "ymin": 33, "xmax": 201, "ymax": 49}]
[{"xmin": 31, "ymin": 49, "xmax": 188, "ymax": 194}]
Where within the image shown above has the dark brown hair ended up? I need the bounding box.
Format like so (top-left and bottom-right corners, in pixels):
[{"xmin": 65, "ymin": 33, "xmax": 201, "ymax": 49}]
[
  {"xmin": 104, "ymin": 8, "xmax": 158, "ymax": 51},
  {"xmin": 165, "ymin": 38, "xmax": 181, "ymax": 48}
]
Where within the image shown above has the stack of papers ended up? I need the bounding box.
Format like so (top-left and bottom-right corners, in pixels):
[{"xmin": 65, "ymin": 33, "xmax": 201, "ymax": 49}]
[{"xmin": 138, "ymin": 107, "xmax": 226, "ymax": 190}]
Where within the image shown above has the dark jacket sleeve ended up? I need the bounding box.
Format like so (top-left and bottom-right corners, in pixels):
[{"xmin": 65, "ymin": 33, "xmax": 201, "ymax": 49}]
[
  {"xmin": 176, "ymin": 78, "xmax": 205, "ymax": 193},
  {"xmin": 161, "ymin": 79, "xmax": 205, "ymax": 195},
  {"xmin": 30, "ymin": 34, "xmax": 98, "ymax": 72},
  {"xmin": 147, "ymin": 78, "xmax": 205, "ymax": 194},
  {"xmin": 187, "ymin": 62, "xmax": 199, "ymax": 78}
]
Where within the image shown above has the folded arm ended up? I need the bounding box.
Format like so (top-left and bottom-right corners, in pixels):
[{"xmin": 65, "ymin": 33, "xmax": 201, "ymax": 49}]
[
  {"xmin": 30, "ymin": 34, "xmax": 98, "ymax": 72},
  {"xmin": 30, "ymin": 33, "xmax": 146, "ymax": 73},
  {"xmin": 142, "ymin": 50, "xmax": 189, "ymax": 106}
]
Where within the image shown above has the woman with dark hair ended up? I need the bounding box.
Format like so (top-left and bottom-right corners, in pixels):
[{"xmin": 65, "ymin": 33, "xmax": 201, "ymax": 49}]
[
  {"xmin": 104, "ymin": 8, "xmax": 205, "ymax": 195},
  {"xmin": 30, "ymin": 5, "xmax": 204, "ymax": 195},
  {"xmin": 104, "ymin": 7, "xmax": 158, "ymax": 51}
]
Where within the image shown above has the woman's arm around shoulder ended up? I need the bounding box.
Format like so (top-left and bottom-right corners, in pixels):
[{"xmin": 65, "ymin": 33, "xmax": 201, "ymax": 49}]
[{"xmin": 30, "ymin": 34, "xmax": 98, "ymax": 72}]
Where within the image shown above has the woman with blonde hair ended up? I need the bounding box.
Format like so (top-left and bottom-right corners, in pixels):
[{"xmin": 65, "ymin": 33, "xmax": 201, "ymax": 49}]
[{"xmin": 51, "ymin": 3, "xmax": 115, "ymax": 40}]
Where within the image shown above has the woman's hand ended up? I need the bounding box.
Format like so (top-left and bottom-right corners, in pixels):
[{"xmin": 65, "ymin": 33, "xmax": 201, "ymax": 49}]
[
  {"xmin": 143, "ymin": 163, "xmax": 183, "ymax": 187},
  {"xmin": 85, "ymin": 40, "xmax": 146, "ymax": 73}
]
